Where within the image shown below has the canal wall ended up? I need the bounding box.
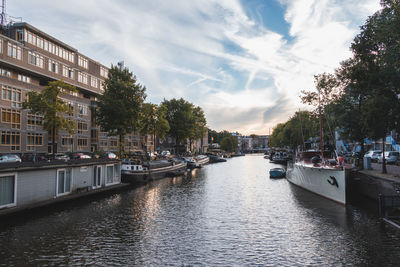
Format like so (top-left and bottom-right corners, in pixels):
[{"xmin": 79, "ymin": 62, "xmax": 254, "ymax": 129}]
[{"xmin": 350, "ymin": 169, "xmax": 400, "ymax": 201}]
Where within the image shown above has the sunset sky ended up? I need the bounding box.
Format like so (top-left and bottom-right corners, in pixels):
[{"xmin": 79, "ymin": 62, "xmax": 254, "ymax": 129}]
[{"xmin": 10, "ymin": 0, "xmax": 381, "ymax": 135}]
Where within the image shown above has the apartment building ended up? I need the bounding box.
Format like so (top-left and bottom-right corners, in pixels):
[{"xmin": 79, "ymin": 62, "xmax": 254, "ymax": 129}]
[{"xmin": 0, "ymin": 22, "xmax": 150, "ymax": 156}]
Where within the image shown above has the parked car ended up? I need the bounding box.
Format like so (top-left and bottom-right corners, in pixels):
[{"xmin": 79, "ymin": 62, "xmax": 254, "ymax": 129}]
[
  {"xmin": 70, "ymin": 153, "xmax": 91, "ymax": 160},
  {"xmin": 54, "ymin": 153, "xmax": 70, "ymax": 160},
  {"xmin": 161, "ymin": 150, "xmax": 171, "ymax": 157},
  {"xmin": 364, "ymin": 150, "xmax": 381, "ymax": 162},
  {"xmin": 0, "ymin": 154, "xmax": 22, "ymax": 163},
  {"xmin": 104, "ymin": 152, "xmax": 117, "ymax": 159},
  {"xmin": 378, "ymin": 151, "xmax": 399, "ymax": 164}
]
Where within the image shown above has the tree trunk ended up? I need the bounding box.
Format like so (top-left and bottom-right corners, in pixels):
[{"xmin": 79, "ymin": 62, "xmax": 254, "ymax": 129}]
[
  {"xmin": 52, "ymin": 127, "xmax": 56, "ymax": 159},
  {"xmin": 153, "ymin": 129, "xmax": 156, "ymax": 153},
  {"xmin": 359, "ymin": 138, "xmax": 365, "ymax": 169},
  {"xmin": 119, "ymin": 134, "xmax": 124, "ymax": 159},
  {"xmin": 382, "ymin": 136, "xmax": 387, "ymax": 174}
]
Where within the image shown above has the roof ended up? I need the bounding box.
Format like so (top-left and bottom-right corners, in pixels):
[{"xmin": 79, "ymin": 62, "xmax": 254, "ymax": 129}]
[{"xmin": 11, "ymin": 22, "xmax": 77, "ymax": 52}]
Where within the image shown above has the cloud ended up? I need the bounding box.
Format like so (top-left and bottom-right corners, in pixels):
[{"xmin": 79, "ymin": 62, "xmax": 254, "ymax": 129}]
[{"xmin": 9, "ymin": 0, "xmax": 381, "ymax": 135}]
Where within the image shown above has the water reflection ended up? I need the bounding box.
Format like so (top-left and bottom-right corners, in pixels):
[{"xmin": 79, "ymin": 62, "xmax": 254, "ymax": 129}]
[{"xmin": 1, "ymin": 155, "xmax": 400, "ymax": 266}]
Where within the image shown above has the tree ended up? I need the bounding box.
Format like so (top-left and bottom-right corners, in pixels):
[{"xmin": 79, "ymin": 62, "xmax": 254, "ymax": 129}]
[
  {"xmin": 23, "ymin": 80, "xmax": 76, "ymax": 157},
  {"xmin": 97, "ymin": 65, "xmax": 146, "ymax": 158},
  {"xmin": 161, "ymin": 98, "xmax": 207, "ymax": 153},
  {"xmin": 188, "ymin": 106, "xmax": 207, "ymax": 152},
  {"xmin": 139, "ymin": 103, "xmax": 170, "ymax": 152},
  {"xmin": 348, "ymin": 1, "xmax": 400, "ymax": 173},
  {"xmin": 269, "ymin": 111, "xmax": 318, "ymax": 150},
  {"xmin": 220, "ymin": 135, "xmax": 238, "ymax": 152}
]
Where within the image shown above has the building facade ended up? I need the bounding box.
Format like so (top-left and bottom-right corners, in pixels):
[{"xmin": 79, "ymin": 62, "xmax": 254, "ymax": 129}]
[{"xmin": 0, "ymin": 22, "xmax": 152, "ymax": 157}]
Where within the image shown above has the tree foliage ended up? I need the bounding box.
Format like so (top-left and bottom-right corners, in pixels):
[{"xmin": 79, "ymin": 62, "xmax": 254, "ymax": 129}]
[
  {"xmin": 297, "ymin": 1, "xmax": 400, "ymax": 173},
  {"xmin": 23, "ymin": 80, "xmax": 77, "ymax": 156},
  {"xmin": 97, "ymin": 65, "xmax": 146, "ymax": 157},
  {"xmin": 161, "ymin": 98, "xmax": 207, "ymax": 151},
  {"xmin": 269, "ymin": 111, "xmax": 318, "ymax": 150},
  {"xmin": 220, "ymin": 135, "xmax": 238, "ymax": 152},
  {"xmin": 139, "ymin": 103, "xmax": 170, "ymax": 151}
]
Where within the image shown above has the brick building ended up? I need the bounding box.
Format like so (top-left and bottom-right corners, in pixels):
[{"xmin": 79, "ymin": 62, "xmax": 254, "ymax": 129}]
[{"xmin": 0, "ymin": 22, "xmax": 152, "ymax": 157}]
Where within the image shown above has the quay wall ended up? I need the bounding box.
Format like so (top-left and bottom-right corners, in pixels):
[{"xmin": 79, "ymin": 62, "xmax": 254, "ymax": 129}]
[{"xmin": 350, "ymin": 170, "xmax": 400, "ymax": 201}]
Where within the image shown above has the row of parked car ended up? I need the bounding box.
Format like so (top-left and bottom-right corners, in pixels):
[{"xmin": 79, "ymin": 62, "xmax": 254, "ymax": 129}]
[
  {"xmin": 365, "ymin": 150, "xmax": 400, "ymax": 164},
  {"xmin": 0, "ymin": 152, "xmax": 118, "ymax": 163}
]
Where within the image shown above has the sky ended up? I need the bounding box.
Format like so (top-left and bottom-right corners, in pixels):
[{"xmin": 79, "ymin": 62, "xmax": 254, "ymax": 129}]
[{"xmin": 8, "ymin": 0, "xmax": 381, "ymax": 135}]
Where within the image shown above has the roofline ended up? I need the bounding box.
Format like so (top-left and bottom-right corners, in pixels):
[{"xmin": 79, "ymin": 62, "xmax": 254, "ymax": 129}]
[
  {"xmin": 10, "ymin": 22, "xmax": 110, "ymax": 69},
  {"xmin": 11, "ymin": 22, "xmax": 77, "ymax": 52}
]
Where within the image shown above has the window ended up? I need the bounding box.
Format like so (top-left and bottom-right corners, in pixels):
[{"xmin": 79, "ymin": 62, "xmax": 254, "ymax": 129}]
[
  {"xmin": 1, "ymin": 131, "xmax": 20, "ymax": 151},
  {"xmin": 77, "ymin": 138, "xmax": 88, "ymax": 148},
  {"xmin": 62, "ymin": 65, "xmax": 74, "ymax": 79},
  {"xmin": 66, "ymin": 101, "xmax": 74, "ymax": 114},
  {"xmin": 1, "ymin": 86, "xmax": 22, "ymax": 108},
  {"xmin": 99, "ymin": 139, "xmax": 108, "ymax": 149},
  {"xmin": 99, "ymin": 80, "xmax": 104, "ymax": 91},
  {"xmin": 110, "ymin": 140, "xmax": 118, "ymax": 149},
  {"xmin": 1, "ymin": 109, "xmax": 21, "ymax": 129},
  {"xmin": 61, "ymin": 136, "xmax": 73, "ymax": 146},
  {"xmin": 17, "ymin": 74, "xmax": 31, "ymax": 83},
  {"xmin": 0, "ymin": 68, "xmax": 11, "ymax": 77},
  {"xmin": 0, "ymin": 174, "xmax": 16, "ymax": 208},
  {"xmin": 106, "ymin": 164, "xmax": 120, "ymax": 185},
  {"xmin": 90, "ymin": 77, "xmax": 98, "ymax": 88},
  {"xmin": 48, "ymin": 59, "xmax": 58, "ymax": 73},
  {"xmin": 57, "ymin": 169, "xmax": 72, "ymax": 196},
  {"xmin": 77, "ymin": 72, "xmax": 88, "ymax": 84},
  {"xmin": 7, "ymin": 43, "xmax": 22, "ymax": 60},
  {"xmin": 26, "ymin": 133, "xmax": 43, "ymax": 151},
  {"xmin": 100, "ymin": 66, "xmax": 108, "ymax": 78},
  {"xmin": 27, "ymin": 113, "xmax": 43, "ymax": 130},
  {"xmin": 0, "ymin": 39, "xmax": 2, "ymax": 53},
  {"xmin": 28, "ymin": 51, "xmax": 44, "ymax": 68},
  {"xmin": 77, "ymin": 104, "xmax": 88, "ymax": 116},
  {"xmin": 16, "ymin": 29, "xmax": 24, "ymax": 42},
  {"xmin": 78, "ymin": 121, "xmax": 88, "ymax": 133},
  {"xmin": 78, "ymin": 56, "xmax": 88, "ymax": 69}
]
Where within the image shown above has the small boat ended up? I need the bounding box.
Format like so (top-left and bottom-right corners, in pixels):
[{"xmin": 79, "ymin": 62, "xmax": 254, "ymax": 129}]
[
  {"xmin": 121, "ymin": 158, "xmax": 187, "ymax": 184},
  {"xmin": 208, "ymin": 154, "xmax": 227, "ymax": 163},
  {"xmin": 183, "ymin": 157, "xmax": 197, "ymax": 168},
  {"xmin": 269, "ymin": 168, "xmax": 286, "ymax": 178},
  {"xmin": 184, "ymin": 155, "xmax": 210, "ymax": 168}
]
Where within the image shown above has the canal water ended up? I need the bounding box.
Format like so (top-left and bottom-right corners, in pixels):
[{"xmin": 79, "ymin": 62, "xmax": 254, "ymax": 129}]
[{"xmin": 1, "ymin": 154, "xmax": 400, "ymax": 266}]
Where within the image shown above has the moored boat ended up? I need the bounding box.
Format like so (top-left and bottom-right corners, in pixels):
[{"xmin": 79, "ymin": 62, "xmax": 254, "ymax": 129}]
[
  {"xmin": 121, "ymin": 158, "xmax": 187, "ymax": 184},
  {"xmin": 208, "ymin": 154, "xmax": 227, "ymax": 163},
  {"xmin": 270, "ymin": 151, "xmax": 289, "ymax": 164},
  {"xmin": 269, "ymin": 167, "xmax": 286, "ymax": 178},
  {"xmin": 195, "ymin": 155, "xmax": 210, "ymax": 167},
  {"xmin": 286, "ymin": 151, "xmax": 348, "ymax": 205},
  {"xmin": 184, "ymin": 155, "xmax": 210, "ymax": 168}
]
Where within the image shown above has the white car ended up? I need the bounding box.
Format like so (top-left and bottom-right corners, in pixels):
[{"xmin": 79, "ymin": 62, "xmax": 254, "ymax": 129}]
[
  {"xmin": 365, "ymin": 150, "xmax": 381, "ymax": 162},
  {"xmin": 161, "ymin": 151, "xmax": 171, "ymax": 157},
  {"xmin": 378, "ymin": 151, "xmax": 399, "ymax": 164},
  {"xmin": 0, "ymin": 154, "xmax": 22, "ymax": 163}
]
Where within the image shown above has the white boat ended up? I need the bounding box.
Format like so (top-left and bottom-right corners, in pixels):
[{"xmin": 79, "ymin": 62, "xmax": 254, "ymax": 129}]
[
  {"xmin": 286, "ymin": 151, "xmax": 348, "ymax": 205},
  {"xmin": 183, "ymin": 155, "xmax": 210, "ymax": 168}
]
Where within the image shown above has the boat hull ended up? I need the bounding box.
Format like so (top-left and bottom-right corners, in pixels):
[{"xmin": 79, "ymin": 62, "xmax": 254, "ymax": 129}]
[
  {"xmin": 269, "ymin": 168, "xmax": 286, "ymax": 178},
  {"xmin": 286, "ymin": 163, "xmax": 347, "ymax": 205},
  {"xmin": 122, "ymin": 162, "xmax": 187, "ymax": 184}
]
